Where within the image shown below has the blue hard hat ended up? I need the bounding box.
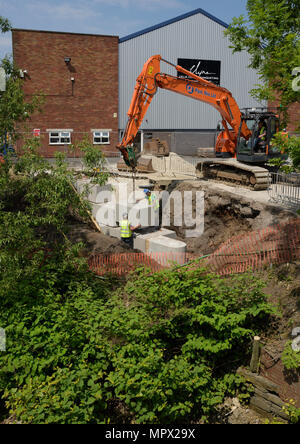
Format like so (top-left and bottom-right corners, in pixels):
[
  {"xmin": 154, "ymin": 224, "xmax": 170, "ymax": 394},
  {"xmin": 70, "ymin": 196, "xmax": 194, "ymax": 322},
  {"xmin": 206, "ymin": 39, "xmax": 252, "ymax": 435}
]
[{"xmin": 143, "ymin": 188, "xmax": 150, "ymax": 194}]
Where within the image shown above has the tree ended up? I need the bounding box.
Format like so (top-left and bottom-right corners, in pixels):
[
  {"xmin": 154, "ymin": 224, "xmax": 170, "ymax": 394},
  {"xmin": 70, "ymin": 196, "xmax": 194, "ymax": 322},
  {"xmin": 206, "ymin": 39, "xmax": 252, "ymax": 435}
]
[
  {"xmin": 0, "ymin": 16, "xmax": 43, "ymax": 149},
  {"xmin": 224, "ymin": 0, "xmax": 300, "ymax": 127},
  {"xmin": 0, "ymin": 16, "xmax": 11, "ymax": 33},
  {"xmin": 0, "ymin": 59, "xmax": 44, "ymax": 147}
]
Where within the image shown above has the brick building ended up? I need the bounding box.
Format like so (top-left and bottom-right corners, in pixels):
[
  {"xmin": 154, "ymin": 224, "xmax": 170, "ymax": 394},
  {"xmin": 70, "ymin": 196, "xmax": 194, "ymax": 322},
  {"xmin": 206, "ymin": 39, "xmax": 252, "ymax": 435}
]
[
  {"xmin": 287, "ymin": 103, "xmax": 300, "ymax": 134},
  {"xmin": 269, "ymin": 99, "xmax": 300, "ymax": 135},
  {"xmin": 12, "ymin": 29, "xmax": 119, "ymax": 157}
]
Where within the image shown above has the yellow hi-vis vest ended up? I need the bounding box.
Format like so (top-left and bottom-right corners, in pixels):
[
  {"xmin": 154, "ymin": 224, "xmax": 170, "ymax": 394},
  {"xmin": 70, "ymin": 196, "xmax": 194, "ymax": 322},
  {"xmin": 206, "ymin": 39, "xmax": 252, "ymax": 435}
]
[
  {"xmin": 147, "ymin": 193, "xmax": 159, "ymax": 211},
  {"xmin": 120, "ymin": 220, "xmax": 132, "ymax": 238},
  {"xmin": 259, "ymin": 126, "xmax": 266, "ymax": 141}
]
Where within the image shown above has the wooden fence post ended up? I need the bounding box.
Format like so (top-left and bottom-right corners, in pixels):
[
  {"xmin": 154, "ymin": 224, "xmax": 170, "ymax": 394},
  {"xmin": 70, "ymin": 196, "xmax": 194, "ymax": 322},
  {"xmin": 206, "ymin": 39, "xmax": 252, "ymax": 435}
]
[{"xmin": 250, "ymin": 336, "xmax": 261, "ymax": 374}]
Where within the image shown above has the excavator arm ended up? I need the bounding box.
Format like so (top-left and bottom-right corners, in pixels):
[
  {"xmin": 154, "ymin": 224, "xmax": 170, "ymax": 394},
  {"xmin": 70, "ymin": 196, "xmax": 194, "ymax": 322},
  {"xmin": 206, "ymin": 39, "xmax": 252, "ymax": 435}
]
[{"xmin": 117, "ymin": 55, "xmax": 251, "ymax": 168}]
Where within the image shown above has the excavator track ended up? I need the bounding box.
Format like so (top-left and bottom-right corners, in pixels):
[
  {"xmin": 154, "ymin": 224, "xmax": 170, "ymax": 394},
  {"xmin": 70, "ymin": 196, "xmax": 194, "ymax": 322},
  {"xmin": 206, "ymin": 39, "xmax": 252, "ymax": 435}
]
[{"xmin": 196, "ymin": 159, "xmax": 270, "ymax": 190}]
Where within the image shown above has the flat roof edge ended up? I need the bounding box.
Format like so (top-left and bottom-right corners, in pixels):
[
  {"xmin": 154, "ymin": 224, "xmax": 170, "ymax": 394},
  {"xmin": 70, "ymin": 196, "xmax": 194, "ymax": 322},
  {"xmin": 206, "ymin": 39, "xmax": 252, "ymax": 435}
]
[{"xmin": 12, "ymin": 28, "xmax": 119, "ymax": 39}]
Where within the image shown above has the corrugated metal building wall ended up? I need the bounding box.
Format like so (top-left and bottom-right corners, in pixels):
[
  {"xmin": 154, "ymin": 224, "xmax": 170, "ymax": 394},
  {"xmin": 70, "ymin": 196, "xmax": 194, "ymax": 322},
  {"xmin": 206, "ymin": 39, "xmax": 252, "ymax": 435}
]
[{"xmin": 119, "ymin": 8, "xmax": 263, "ymax": 155}]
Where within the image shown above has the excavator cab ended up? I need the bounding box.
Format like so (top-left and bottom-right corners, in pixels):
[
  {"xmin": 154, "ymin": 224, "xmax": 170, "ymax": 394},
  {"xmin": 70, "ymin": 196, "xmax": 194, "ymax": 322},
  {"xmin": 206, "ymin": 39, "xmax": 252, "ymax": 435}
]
[{"xmin": 236, "ymin": 109, "xmax": 285, "ymax": 164}]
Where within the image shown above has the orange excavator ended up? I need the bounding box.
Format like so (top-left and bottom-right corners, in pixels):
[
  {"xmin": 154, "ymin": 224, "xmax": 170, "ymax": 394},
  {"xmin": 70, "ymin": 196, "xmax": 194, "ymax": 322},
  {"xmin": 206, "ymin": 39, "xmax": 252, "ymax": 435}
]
[{"xmin": 117, "ymin": 55, "xmax": 285, "ymax": 190}]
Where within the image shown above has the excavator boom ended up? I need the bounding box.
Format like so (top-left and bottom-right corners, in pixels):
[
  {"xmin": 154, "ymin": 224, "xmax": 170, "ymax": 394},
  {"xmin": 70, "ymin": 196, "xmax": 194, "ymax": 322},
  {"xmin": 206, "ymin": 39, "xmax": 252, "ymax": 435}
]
[{"xmin": 117, "ymin": 55, "xmax": 251, "ymax": 168}]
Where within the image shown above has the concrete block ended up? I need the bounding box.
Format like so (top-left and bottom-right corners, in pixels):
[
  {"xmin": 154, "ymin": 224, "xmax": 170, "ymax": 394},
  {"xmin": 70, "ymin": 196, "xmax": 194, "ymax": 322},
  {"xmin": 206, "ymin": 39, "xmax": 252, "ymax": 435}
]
[
  {"xmin": 75, "ymin": 180, "xmax": 114, "ymax": 203},
  {"xmin": 133, "ymin": 229, "xmax": 177, "ymax": 251},
  {"xmin": 75, "ymin": 179, "xmax": 89, "ymax": 193},
  {"xmin": 147, "ymin": 235, "xmax": 187, "ymax": 266},
  {"xmin": 149, "ymin": 236, "xmax": 186, "ymax": 254},
  {"xmin": 117, "ymin": 201, "xmax": 156, "ymax": 227},
  {"xmin": 134, "ymin": 231, "xmax": 187, "ymax": 266},
  {"xmin": 98, "ymin": 224, "xmax": 110, "ymax": 236},
  {"xmin": 109, "ymin": 227, "xmax": 121, "ymax": 239},
  {"xmin": 133, "ymin": 234, "xmax": 145, "ymax": 252},
  {"xmin": 87, "ymin": 184, "xmax": 114, "ymax": 204},
  {"xmin": 130, "ymin": 203, "xmax": 155, "ymax": 228},
  {"xmin": 116, "ymin": 202, "xmax": 134, "ymax": 222},
  {"xmin": 93, "ymin": 202, "xmax": 117, "ymax": 227},
  {"xmin": 128, "ymin": 190, "xmax": 145, "ymax": 204},
  {"xmin": 162, "ymin": 229, "xmax": 176, "ymax": 238}
]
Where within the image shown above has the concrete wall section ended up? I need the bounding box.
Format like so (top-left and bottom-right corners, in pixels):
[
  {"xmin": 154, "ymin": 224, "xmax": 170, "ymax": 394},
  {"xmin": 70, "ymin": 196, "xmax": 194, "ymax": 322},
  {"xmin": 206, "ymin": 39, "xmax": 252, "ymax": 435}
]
[
  {"xmin": 142, "ymin": 131, "xmax": 216, "ymax": 155},
  {"xmin": 172, "ymin": 132, "xmax": 216, "ymax": 155}
]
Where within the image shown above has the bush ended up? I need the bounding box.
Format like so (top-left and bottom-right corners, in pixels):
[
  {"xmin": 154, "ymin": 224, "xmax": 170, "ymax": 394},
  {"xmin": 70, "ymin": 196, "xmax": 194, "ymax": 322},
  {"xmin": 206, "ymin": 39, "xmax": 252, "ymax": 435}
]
[
  {"xmin": 269, "ymin": 133, "xmax": 300, "ymax": 172},
  {"xmin": 0, "ymin": 143, "xmax": 277, "ymax": 423},
  {"xmin": 0, "ymin": 262, "xmax": 276, "ymax": 423},
  {"xmin": 282, "ymin": 341, "xmax": 300, "ymax": 371}
]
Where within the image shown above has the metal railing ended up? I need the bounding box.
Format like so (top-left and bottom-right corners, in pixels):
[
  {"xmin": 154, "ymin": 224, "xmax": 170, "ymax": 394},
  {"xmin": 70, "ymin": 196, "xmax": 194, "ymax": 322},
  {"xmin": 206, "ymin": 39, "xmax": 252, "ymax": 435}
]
[{"xmin": 268, "ymin": 172, "xmax": 300, "ymax": 208}]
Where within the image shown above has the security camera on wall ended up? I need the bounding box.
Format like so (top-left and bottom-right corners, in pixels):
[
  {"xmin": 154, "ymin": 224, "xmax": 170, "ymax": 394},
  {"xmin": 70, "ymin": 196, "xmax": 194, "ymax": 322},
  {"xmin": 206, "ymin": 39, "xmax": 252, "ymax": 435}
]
[{"xmin": 19, "ymin": 69, "xmax": 28, "ymax": 78}]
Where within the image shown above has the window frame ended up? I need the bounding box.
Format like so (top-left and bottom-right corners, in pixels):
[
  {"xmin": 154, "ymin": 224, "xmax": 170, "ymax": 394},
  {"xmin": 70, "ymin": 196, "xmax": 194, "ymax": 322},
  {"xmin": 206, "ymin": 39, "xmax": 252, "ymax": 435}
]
[
  {"xmin": 92, "ymin": 129, "xmax": 111, "ymax": 145},
  {"xmin": 48, "ymin": 129, "xmax": 72, "ymax": 145}
]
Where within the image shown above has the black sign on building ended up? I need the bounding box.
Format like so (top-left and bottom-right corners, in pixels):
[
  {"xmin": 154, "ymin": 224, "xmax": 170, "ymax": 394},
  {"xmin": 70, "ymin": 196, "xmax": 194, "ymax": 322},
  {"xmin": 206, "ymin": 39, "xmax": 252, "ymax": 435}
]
[{"xmin": 177, "ymin": 59, "xmax": 221, "ymax": 86}]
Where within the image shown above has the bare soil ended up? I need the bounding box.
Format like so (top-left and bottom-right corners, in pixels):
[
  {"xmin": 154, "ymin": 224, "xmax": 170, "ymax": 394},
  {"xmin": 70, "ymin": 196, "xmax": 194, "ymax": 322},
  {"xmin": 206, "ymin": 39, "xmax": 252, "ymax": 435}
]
[
  {"xmin": 65, "ymin": 181, "xmax": 300, "ymax": 423},
  {"xmin": 161, "ymin": 180, "xmax": 297, "ymax": 256},
  {"xmin": 67, "ymin": 223, "xmax": 130, "ymax": 255}
]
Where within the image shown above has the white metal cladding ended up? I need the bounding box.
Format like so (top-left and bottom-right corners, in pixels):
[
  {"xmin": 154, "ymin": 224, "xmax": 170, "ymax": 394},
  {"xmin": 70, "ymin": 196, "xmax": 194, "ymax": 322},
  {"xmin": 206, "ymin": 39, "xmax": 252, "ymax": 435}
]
[{"xmin": 119, "ymin": 11, "xmax": 264, "ymax": 131}]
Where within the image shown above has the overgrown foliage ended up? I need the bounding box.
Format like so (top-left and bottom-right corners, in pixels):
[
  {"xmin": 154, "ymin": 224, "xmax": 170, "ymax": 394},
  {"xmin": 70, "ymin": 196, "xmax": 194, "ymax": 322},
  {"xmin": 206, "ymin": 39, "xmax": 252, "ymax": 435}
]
[
  {"xmin": 0, "ymin": 58, "xmax": 44, "ymax": 147},
  {"xmin": 224, "ymin": 0, "xmax": 300, "ymax": 127},
  {"xmin": 68, "ymin": 135, "xmax": 110, "ymax": 186},
  {"xmin": 0, "ymin": 137, "xmax": 109, "ymax": 299},
  {"xmin": 1, "ymin": 262, "xmax": 276, "ymax": 424},
  {"xmin": 0, "ymin": 16, "xmax": 11, "ymax": 34},
  {"xmin": 282, "ymin": 341, "xmax": 300, "ymax": 371},
  {"xmin": 268, "ymin": 133, "xmax": 300, "ymax": 171},
  {"xmin": 282, "ymin": 400, "xmax": 300, "ymax": 424},
  {"xmin": 0, "ymin": 141, "xmax": 279, "ymax": 424}
]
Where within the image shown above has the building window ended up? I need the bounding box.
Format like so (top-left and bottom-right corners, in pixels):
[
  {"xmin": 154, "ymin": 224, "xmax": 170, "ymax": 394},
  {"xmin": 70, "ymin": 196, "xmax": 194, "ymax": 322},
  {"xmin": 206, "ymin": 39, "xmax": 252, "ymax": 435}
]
[
  {"xmin": 93, "ymin": 130, "xmax": 110, "ymax": 145},
  {"xmin": 49, "ymin": 130, "xmax": 71, "ymax": 145}
]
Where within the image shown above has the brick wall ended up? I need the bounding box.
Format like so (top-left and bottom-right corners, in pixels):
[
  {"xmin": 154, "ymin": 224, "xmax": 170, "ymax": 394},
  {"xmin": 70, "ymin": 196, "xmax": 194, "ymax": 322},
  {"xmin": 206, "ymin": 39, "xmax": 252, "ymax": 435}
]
[
  {"xmin": 286, "ymin": 102, "xmax": 300, "ymax": 134},
  {"xmin": 12, "ymin": 29, "xmax": 119, "ymax": 157},
  {"xmin": 269, "ymin": 99, "xmax": 300, "ymax": 134},
  {"xmin": 260, "ymin": 348, "xmax": 300, "ymax": 408}
]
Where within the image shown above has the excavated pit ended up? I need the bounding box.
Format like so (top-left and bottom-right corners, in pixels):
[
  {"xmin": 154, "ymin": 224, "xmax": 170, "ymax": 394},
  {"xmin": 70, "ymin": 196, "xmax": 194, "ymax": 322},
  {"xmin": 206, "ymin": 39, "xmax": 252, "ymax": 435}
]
[
  {"xmin": 69, "ymin": 178, "xmax": 297, "ymax": 260},
  {"xmin": 158, "ymin": 181, "xmax": 297, "ymax": 257}
]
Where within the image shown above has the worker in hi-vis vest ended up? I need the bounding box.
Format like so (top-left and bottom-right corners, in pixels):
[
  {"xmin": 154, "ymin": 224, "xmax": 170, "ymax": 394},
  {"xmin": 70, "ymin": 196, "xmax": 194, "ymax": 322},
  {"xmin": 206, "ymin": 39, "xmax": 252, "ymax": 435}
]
[
  {"xmin": 254, "ymin": 119, "xmax": 267, "ymax": 152},
  {"xmin": 120, "ymin": 213, "xmax": 140, "ymax": 248},
  {"xmin": 143, "ymin": 188, "xmax": 160, "ymax": 228}
]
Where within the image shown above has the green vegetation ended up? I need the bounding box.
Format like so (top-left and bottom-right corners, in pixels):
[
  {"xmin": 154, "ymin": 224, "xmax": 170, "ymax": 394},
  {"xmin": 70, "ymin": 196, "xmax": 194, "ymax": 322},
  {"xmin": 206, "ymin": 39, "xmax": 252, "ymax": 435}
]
[
  {"xmin": 0, "ymin": 147, "xmax": 278, "ymax": 423},
  {"xmin": 268, "ymin": 133, "xmax": 300, "ymax": 172},
  {"xmin": 68, "ymin": 135, "xmax": 110, "ymax": 186},
  {"xmin": 225, "ymin": 0, "xmax": 300, "ymax": 127},
  {"xmin": 281, "ymin": 341, "xmax": 300, "ymax": 371},
  {"xmin": 1, "ymin": 16, "xmax": 43, "ymax": 149},
  {"xmin": 282, "ymin": 400, "xmax": 300, "ymax": 424},
  {"xmin": 0, "ymin": 11, "xmax": 295, "ymax": 422},
  {"xmin": 0, "ymin": 58, "xmax": 44, "ymax": 148},
  {"xmin": 0, "ymin": 261, "xmax": 276, "ymax": 423},
  {"xmin": 0, "ymin": 16, "xmax": 11, "ymax": 34}
]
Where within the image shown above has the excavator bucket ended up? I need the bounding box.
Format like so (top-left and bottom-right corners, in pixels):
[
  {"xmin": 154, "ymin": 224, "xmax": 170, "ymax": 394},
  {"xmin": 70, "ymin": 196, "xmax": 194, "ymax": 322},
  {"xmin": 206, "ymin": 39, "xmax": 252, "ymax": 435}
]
[
  {"xmin": 117, "ymin": 144, "xmax": 155, "ymax": 173},
  {"xmin": 117, "ymin": 155, "xmax": 155, "ymax": 173}
]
